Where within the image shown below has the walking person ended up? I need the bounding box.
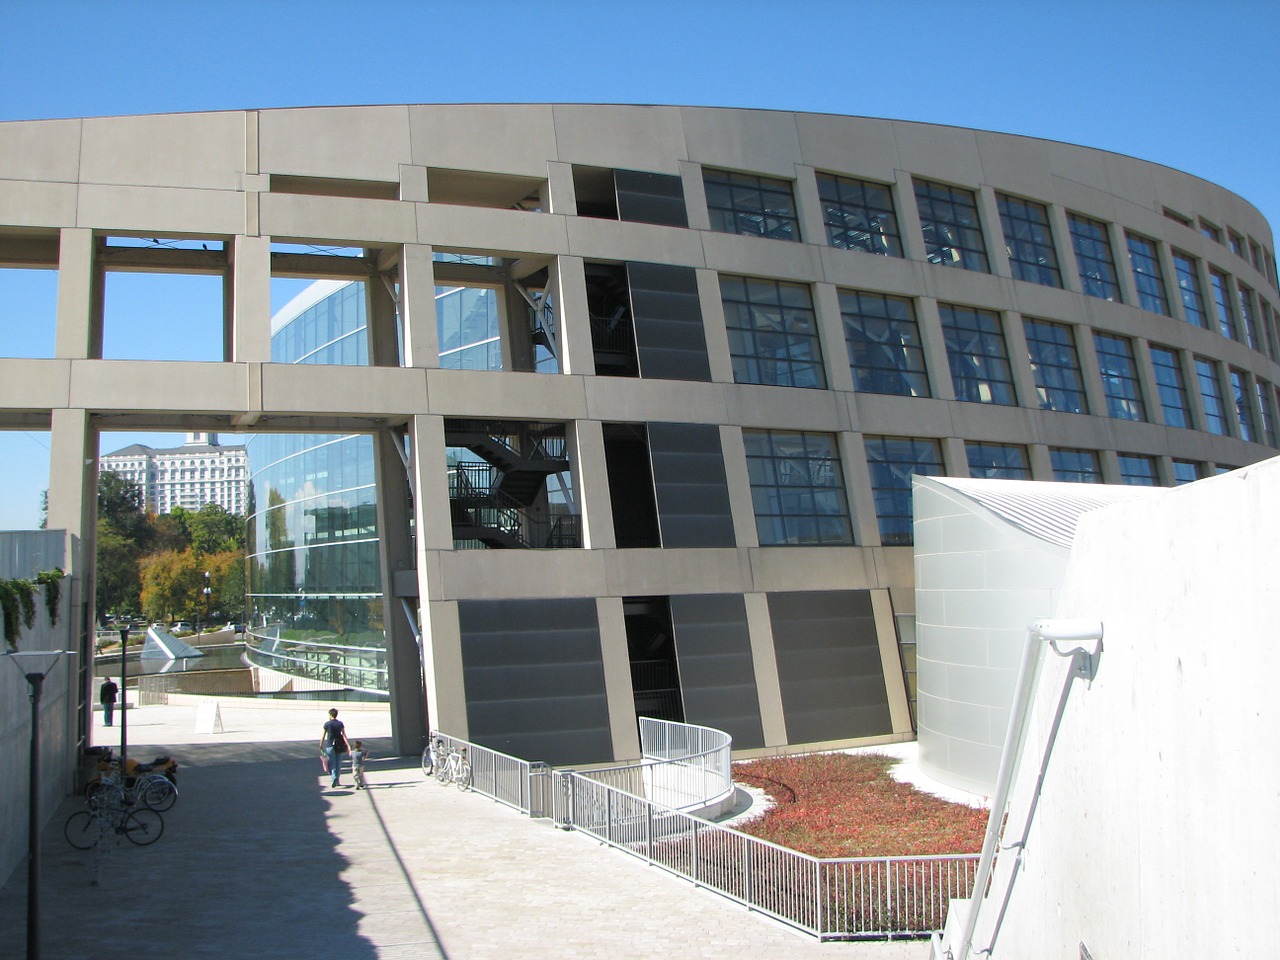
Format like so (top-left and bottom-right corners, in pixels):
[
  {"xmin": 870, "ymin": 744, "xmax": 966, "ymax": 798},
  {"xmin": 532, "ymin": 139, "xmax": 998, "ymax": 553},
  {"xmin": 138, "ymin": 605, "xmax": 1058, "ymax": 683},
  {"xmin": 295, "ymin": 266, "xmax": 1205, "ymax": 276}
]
[
  {"xmin": 99, "ymin": 677, "xmax": 119, "ymax": 727},
  {"xmin": 319, "ymin": 708, "xmax": 350, "ymax": 788},
  {"xmin": 350, "ymin": 740, "xmax": 369, "ymax": 790}
]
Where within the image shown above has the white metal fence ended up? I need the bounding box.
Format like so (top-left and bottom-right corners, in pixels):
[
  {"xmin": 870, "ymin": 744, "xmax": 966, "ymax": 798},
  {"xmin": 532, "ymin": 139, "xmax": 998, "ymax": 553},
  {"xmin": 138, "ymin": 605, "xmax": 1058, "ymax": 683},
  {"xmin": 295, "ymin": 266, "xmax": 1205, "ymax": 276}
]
[{"xmin": 432, "ymin": 720, "xmax": 979, "ymax": 940}]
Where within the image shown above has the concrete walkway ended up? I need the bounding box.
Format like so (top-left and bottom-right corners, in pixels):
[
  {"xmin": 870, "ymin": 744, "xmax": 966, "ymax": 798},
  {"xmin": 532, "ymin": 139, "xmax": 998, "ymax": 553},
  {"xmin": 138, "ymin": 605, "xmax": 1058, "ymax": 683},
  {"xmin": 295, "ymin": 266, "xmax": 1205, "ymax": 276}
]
[{"xmin": 3, "ymin": 698, "xmax": 931, "ymax": 959}]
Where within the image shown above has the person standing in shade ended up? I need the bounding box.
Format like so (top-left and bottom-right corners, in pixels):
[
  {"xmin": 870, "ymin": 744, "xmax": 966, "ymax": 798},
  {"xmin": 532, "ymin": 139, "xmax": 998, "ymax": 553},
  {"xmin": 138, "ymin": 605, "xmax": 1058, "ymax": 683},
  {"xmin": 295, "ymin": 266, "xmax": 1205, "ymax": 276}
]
[
  {"xmin": 319, "ymin": 708, "xmax": 349, "ymax": 788},
  {"xmin": 99, "ymin": 677, "xmax": 119, "ymax": 727}
]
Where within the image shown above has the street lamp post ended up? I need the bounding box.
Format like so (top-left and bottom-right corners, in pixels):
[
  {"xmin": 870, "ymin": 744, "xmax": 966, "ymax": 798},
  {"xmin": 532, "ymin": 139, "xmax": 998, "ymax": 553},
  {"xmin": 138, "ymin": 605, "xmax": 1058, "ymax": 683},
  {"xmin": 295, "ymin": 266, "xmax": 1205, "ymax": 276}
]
[
  {"xmin": 201, "ymin": 571, "xmax": 211, "ymax": 637},
  {"xmin": 4, "ymin": 649, "xmax": 73, "ymax": 960},
  {"xmin": 119, "ymin": 627, "xmax": 129, "ymax": 778}
]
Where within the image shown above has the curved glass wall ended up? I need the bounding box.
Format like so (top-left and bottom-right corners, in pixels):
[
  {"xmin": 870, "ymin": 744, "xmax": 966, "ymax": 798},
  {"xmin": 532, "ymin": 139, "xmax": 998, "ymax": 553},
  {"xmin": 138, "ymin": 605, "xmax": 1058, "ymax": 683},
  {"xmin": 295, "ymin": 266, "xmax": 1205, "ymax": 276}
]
[{"xmin": 245, "ymin": 279, "xmax": 387, "ymax": 693}]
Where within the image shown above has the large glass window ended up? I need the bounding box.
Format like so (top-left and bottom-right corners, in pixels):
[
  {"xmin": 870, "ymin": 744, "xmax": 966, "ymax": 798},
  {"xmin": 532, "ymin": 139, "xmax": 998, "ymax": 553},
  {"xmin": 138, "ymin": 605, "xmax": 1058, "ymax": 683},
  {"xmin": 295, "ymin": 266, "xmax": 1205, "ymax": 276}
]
[
  {"xmin": 940, "ymin": 304, "xmax": 1016, "ymax": 405},
  {"xmin": 1209, "ymin": 269, "xmax": 1235, "ymax": 339},
  {"xmin": 863, "ymin": 436, "xmax": 944, "ymax": 546},
  {"xmin": 1149, "ymin": 345, "xmax": 1191, "ymax": 428},
  {"xmin": 1050, "ymin": 448, "xmax": 1101, "ymax": 483},
  {"xmin": 839, "ymin": 290, "xmax": 929, "ymax": 397},
  {"xmin": 1094, "ymin": 333, "xmax": 1146, "ymax": 421},
  {"xmin": 742, "ymin": 430, "xmax": 853, "ymax": 545},
  {"xmin": 997, "ymin": 194, "xmax": 1061, "ymax": 287},
  {"xmin": 720, "ymin": 275, "xmax": 826, "ymax": 388},
  {"xmin": 1024, "ymin": 318, "xmax": 1088, "ymax": 414},
  {"xmin": 1230, "ymin": 368, "xmax": 1255, "ymax": 442},
  {"xmin": 1237, "ymin": 284, "xmax": 1259, "ymax": 349},
  {"xmin": 817, "ymin": 173, "xmax": 902, "ymax": 256},
  {"xmin": 966, "ymin": 442, "xmax": 1031, "ymax": 479},
  {"xmin": 1118, "ymin": 454, "xmax": 1158, "ymax": 486},
  {"xmin": 1126, "ymin": 232, "xmax": 1170, "ymax": 315},
  {"xmin": 913, "ymin": 179, "xmax": 989, "ymax": 272},
  {"xmin": 703, "ymin": 168, "xmax": 800, "ymax": 241},
  {"xmin": 1257, "ymin": 380, "xmax": 1278, "ymax": 447},
  {"xmin": 1172, "ymin": 252, "xmax": 1207, "ymax": 328},
  {"xmin": 1195, "ymin": 356, "xmax": 1229, "ymax": 436},
  {"xmin": 1172, "ymin": 459, "xmax": 1201, "ymax": 484},
  {"xmin": 1068, "ymin": 214, "xmax": 1121, "ymax": 301},
  {"xmin": 271, "ymin": 280, "xmax": 369, "ymax": 365},
  {"xmin": 436, "ymin": 283, "xmax": 502, "ymax": 370}
]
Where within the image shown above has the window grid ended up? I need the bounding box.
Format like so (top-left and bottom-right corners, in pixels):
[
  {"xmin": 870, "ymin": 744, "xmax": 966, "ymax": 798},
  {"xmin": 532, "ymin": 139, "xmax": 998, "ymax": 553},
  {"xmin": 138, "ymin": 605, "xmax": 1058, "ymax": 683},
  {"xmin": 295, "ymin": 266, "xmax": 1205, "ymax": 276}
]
[
  {"xmin": 1172, "ymin": 459, "xmax": 1201, "ymax": 484},
  {"xmin": 720, "ymin": 275, "xmax": 826, "ymax": 389},
  {"xmin": 703, "ymin": 168, "xmax": 800, "ymax": 242},
  {"xmin": 1237, "ymin": 284, "xmax": 1259, "ymax": 349},
  {"xmin": 1209, "ymin": 270, "xmax": 1236, "ymax": 340},
  {"xmin": 1230, "ymin": 368, "xmax": 1255, "ymax": 442},
  {"xmin": 1094, "ymin": 332, "xmax": 1146, "ymax": 421},
  {"xmin": 1172, "ymin": 252, "xmax": 1207, "ymax": 328},
  {"xmin": 1024, "ymin": 318, "xmax": 1088, "ymax": 414},
  {"xmin": 914, "ymin": 179, "xmax": 990, "ymax": 272},
  {"xmin": 940, "ymin": 305, "xmax": 1016, "ymax": 405},
  {"xmin": 817, "ymin": 173, "xmax": 902, "ymax": 256},
  {"xmin": 742, "ymin": 429, "xmax": 854, "ymax": 545},
  {"xmin": 839, "ymin": 289, "xmax": 930, "ymax": 397},
  {"xmin": 1257, "ymin": 380, "xmax": 1278, "ymax": 447},
  {"xmin": 997, "ymin": 194, "xmax": 1062, "ymax": 287},
  {"xmin": 1126, "ymin": 232, "xmax": 1170, "ymax": 315},
  {"xmin": 863, "ymin": 435, "xmax": 945, "ymax": 546},
  {"xmin": 1118, "ymin": 454, "xmax": 1159, "ymax": 486},
  {"xmin": 1195, "ymin": 356, "xmax": 1229, "ymax": 436},
  {"xmin": 1149, "ymin": 345, "xmax": 1191, "ymax": 429},
  {"xmin": 1068, "ymin": 214, "xmax": 1121, "ymax": 301},
  {"xmin": 966, "ymin": 442, "xmax": 1031, "ymax": 479},
  {"xmin": 1050, "ymin": 448, "xmax": 1102, "ymax": 483}
]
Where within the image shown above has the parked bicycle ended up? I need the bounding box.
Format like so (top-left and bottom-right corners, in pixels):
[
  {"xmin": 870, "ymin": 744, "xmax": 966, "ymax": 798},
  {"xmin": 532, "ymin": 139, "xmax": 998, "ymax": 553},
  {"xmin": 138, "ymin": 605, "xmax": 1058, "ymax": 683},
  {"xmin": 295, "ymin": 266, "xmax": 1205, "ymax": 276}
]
[
  {"xmin": 421, "ymin": 735, "xmax": 447, "ymax": 779},
  {"xmin": 434, "ymin": 742, "xmax": 471, "ymax": 791},
  {"xmin": 64, "ymin": 793, "xmax": 163, "ymax": 849},
  {"xmin": 85, "ymin": 752, "xmax": 179, "ymax": 812}
]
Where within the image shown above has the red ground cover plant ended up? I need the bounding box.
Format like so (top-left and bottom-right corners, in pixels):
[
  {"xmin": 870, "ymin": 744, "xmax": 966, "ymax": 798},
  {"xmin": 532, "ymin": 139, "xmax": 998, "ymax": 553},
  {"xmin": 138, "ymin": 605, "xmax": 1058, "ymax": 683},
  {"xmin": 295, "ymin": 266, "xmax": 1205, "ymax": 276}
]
[{"xmin": 731, "ymin": 752, "xmax": 987, "ymax": 859}]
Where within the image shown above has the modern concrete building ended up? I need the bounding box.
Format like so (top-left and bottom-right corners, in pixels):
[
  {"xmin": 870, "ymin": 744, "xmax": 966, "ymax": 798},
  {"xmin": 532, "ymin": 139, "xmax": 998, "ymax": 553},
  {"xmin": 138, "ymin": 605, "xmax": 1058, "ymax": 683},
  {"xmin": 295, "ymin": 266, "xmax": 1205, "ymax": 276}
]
[
  {"xmin": 100, "ymin": 432, "xmax": 248, "ymax": 515},
  {"xmin": 1, "ymin": 104, "xmax": 1277, "ymax": 762}
]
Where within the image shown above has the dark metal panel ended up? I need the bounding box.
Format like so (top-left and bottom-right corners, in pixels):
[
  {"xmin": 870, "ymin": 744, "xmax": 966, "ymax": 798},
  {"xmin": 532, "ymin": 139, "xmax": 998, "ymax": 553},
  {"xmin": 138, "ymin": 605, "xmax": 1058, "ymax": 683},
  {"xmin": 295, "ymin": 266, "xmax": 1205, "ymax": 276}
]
[
  {"xmin": 458, "ymin": 598, "xmax": 613, "ymax": 765},
  {"xmin": 767, "ymin": 590, "xmax": 893, "ymax": 743},
  {"xmin": 670, "ymin": 593, "xmax": 764, "ymax": 749},
  {"xmin": 614, "ymin": 169, "xmax": 688, "ymax": 228},
  {"xmin": 627, "ymin": 262, "xmax": 712, "ymax": 382},
  {"xmin": 647, "ymin": 422, "xmax": 736, "ymax": 548}
]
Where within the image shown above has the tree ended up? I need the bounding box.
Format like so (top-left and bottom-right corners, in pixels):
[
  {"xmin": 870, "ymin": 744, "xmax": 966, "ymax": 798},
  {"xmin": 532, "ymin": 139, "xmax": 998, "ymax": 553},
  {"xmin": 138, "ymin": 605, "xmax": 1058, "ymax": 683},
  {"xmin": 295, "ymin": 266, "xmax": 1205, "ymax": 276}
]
[
  {"xmin": 97, "ymin": 470, "xmax": 150, "ymax": 543},
  {"xmin": 139, "ymin": 548, "xmax": 203, "ymax": 623},
  {"xmin": 96, "ymin": 521, "xmax": 141, "ymax": 617},
  {"xmin": 203, "ymin": 549, "xmax": 246, "ymax": 619},
  {"xmin": 186, "ymin": 503, "xmax": 246, "ymax": 555}
]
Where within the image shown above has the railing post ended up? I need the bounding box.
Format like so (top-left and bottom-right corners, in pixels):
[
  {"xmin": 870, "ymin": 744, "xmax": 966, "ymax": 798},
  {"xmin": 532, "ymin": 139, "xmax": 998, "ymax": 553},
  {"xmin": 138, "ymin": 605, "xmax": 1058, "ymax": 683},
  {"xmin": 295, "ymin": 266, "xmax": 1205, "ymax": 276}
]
[
  {"xmin": 815, "ymin": 859, "xmax": 824, "ymax": 936},
  {"xmin": 645, "ymin": 799, "xmax": 653, "ymax": 860},
  {"xmin": 742, "ymin": 835, "xmax": 752, "ymax": 907},
  {"xmin": 606, "ymin": 789, "xmax": 613, "ymax": 845}
]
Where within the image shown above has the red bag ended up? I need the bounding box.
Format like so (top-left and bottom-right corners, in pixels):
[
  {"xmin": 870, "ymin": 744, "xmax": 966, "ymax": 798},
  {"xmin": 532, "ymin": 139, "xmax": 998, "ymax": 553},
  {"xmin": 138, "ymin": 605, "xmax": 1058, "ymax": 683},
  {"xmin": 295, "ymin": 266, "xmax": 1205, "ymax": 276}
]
[{"xmin": 320, "ymin": 753, "xmax": 330, "ymax": 773}]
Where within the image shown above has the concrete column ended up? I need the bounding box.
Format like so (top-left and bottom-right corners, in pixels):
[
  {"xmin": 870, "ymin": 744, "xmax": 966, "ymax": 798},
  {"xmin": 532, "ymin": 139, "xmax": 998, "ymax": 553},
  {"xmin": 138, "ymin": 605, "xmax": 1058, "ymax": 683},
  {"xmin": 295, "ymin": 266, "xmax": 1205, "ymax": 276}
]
[
  {"xmin": 696, "ymin": 268, "xmax": 734, "ymax": 384},
  {"xmin": 410, "ymin": 414, "xmax": 452, "ymax": 553},
  {"xmin": 373, "ymin": 426, "xmax": 426, "ymax": 755},
  {"xmin": 1075, "ymin": 324, "xmax": 1109, "ymax": 418},
  {"xmin": 678, "ymin": 160, "xmax": 709, "ymax": 231},
  {"xmin": 719, "ymin": 425, "xmax": 758, "ymax": 548},
  {"xmin": 1028, "ymin": 443, "xmax": 1054, "ymax": 480},
  {"xmin": 893, "ymin": 171, "xmax": 926, "ymax": 263},
  {"xmin": 792, "ymin": 163, "xmax": 826, "ymax": 247},
  {"xmin": 1111, "ymin": 223, "xmax": 1140, "ymax": 307},
  {"xmin": 1003, "ymin": 309, "xmax": 1040, "ymax": 410},
  {"xmin": 941, "ymin": 437, "xmax": 968, "ymax": 477},
  {"xmin": 812, "ymin": 283, "xmax": 854, "ymax": 394},
  {"xmin": 545, "ymin": 161, "xmax": 576, "ymax": 216},
  {"xmin": 915, "ymin": 297, "xmax": 955, "ymax": 401},
  {"xmin": 399, "ymin": 243, "xmax": 438, "ymax": 369},
  {"xmin": 977, "ymin": 186, "xmax": 1012, "ymax": 279},
  {"xmin": 1047, "ymin": 204, "xmax": 1079, "ymax": 294},
  {"xmin": 54, "ymin": 229, "xmax": 97, "ymax": 359},
  {"xmin": 424, "ymin": 601, "xmax": 467, "ymax": 738},
  {"xmin": 367, "ymin": 261, "xmax": 401, "ymax": 367},
  {"xmin": 596, "ymin": 597, "xmax": 640, "ymax": 761},
  {"xmin": 870, "ymin": 589, "xmax": 913, "ymax": 735},
  {"xmin": 230, "ymin": 235, "xmax": 271, "ymax": 362},
  {"xmin": 554, "ymin": 255, "xmax": 593, "ymax": 376},
  {"xmin": 841, "ymin": 432, "xmax": 883, "ymax": 546},
  {"xmin": 743, "ymin": 592, "xmax": 787, "ymax": 747},
  {"xmin": 571, "ymin": 419, "xmax": 614, "ymax": 550}
]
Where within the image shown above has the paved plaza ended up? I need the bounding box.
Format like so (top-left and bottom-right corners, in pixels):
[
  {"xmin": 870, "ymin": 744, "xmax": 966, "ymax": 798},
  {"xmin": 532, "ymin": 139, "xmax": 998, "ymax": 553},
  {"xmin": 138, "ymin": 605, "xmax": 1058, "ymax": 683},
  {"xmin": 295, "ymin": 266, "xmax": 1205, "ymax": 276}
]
[{"xmin": 2, "ymin": 697, "xmax": 931, "ymax": 959}]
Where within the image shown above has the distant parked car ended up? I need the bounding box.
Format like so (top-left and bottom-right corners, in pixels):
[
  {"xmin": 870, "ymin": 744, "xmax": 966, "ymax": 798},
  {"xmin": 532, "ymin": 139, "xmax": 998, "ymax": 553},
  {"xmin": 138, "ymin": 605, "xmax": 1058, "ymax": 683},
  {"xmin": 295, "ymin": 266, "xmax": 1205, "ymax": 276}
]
[
  {"xmin": 171, "ymin": 621, "xmax": 193, "ymax": 633},
  {"xmin": 232, "ymin": 622, "xmax": 248, "ymax": 636}
]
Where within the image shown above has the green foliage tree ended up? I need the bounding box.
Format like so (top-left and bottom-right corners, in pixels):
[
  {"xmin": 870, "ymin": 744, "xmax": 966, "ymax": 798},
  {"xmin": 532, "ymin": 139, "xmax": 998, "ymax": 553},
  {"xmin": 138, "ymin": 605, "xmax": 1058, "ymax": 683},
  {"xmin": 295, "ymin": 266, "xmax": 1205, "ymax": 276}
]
[
  {"xmin": 204, "ymin": 549, "xmax": 246, "ymax": 619},
  {"xmin": 139, "ymin": 548, "xmax": 203, "ymax": 622},
  {"xmin": 95, "ymin": 521, "xmax": 142, "ymax": 618},
  {"xmin": 187, "ymin": 503, "xmax": 246, "ymax": 555},
  {"xmin": 97, "ymin": 470, "xmax": 151, "ymax": 544}
]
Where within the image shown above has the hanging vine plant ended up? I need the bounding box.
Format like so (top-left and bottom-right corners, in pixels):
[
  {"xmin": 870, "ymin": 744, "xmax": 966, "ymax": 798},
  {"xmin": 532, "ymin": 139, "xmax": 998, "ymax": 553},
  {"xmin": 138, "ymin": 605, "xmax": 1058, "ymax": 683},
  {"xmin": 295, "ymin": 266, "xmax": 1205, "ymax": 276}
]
[{"xmin": 1, "ymin": 568, "xmax": 65, "ymax": 650}]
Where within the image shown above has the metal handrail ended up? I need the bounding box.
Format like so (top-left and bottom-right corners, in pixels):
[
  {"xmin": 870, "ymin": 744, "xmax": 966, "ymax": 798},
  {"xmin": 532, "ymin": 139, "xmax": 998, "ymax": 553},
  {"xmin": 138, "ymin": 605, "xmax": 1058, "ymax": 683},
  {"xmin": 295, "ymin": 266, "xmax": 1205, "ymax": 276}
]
[{"xmin": 428, "ymin": 731, "xmax": 552, "ymax": 817}]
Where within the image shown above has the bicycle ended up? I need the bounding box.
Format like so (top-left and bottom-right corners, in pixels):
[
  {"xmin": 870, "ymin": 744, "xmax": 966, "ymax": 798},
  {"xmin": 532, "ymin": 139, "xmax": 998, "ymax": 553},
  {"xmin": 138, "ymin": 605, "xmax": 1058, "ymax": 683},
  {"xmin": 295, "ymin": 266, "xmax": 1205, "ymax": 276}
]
[
  {"xmin": 86, "ymin": 767, "xmax": 178, "ymax": 812},
  {"xmin": 435, "ymin": 743, "xmax": 471, "ymax": 791},
  {"xmin": 421, "ymin": 735, "xmax": 447, "ymax": 779},
  {"xmin": 64, "ymin": 794, "xmax": 164, "ymax": 849}
]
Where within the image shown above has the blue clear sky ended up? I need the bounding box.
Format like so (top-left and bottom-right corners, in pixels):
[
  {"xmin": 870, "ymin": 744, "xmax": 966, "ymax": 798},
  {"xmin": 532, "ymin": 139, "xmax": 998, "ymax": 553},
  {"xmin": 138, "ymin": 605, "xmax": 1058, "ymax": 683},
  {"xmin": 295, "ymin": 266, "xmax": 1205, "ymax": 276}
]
[{"xmin": 2, "ymin": 0, "xmax": 1278, "ymax": 528}]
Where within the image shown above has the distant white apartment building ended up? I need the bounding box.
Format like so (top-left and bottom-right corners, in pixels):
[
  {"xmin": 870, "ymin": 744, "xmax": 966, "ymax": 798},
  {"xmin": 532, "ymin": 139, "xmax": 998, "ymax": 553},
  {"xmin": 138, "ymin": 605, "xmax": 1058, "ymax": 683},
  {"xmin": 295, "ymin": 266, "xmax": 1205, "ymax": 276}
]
[{"xmin": 101, "ymin": 433, "xmax": 248, "ymax": 515}]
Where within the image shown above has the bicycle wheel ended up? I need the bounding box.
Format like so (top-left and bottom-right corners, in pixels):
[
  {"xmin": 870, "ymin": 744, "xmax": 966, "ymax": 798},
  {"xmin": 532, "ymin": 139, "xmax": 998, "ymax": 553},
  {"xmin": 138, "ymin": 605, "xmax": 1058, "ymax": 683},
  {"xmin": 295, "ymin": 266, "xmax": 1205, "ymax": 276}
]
[
  {"xmin": 455, "ymin": 759, "xmax": 472, "ymax": 792},
  {"xmin": 435, "ymin": 757, "xmax": 451, "ymax": 783},
  {"xmin": 421, "ymin": 746, "xmax": 434, "ymax": 779},
  {"xmin": 138, "ymin": 775, "xmax": 178, "ymax": 811},
  {"xmin": 85, "ymin": 779, "xmax": 124, "ymax": 809},
  {"xmin": 64, "ymin": 810, "xmax": 99, "ymax": 849},
  {"xmin": 121, "ymin": 807, "xmax": 164, "ymax": 846}
]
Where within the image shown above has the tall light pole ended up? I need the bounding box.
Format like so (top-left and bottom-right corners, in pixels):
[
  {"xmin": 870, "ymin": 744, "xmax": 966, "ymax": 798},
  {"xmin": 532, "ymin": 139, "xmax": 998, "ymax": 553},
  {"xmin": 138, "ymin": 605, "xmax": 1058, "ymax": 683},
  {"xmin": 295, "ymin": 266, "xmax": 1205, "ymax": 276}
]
[
  {"xmin": 201, "ymin": 570, "xmax": 211, "ymax": 637},
  {"xmin": 4, "ymin": 649, "xmax": 74, "ymax": 960},
  {"xmin": 119, "ymin": 627, "xmax": 129, "ymax": 778}
]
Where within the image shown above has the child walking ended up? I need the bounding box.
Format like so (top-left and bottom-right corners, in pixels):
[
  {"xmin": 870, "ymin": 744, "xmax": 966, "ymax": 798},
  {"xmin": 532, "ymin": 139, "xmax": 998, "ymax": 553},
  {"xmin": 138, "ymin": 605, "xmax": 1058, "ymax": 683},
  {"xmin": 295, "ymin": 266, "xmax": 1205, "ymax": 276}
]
[{"xmin": 351, "ymin": 740, "xmax": 369, "ymax": 790}]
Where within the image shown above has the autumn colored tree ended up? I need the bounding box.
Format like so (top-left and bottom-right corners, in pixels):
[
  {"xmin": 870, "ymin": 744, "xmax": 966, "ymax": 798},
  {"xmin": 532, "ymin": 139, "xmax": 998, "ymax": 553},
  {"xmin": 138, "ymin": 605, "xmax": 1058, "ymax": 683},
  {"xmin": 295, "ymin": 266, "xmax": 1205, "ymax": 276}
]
[{"xmin": 139, "ymin": 548, "xmax": 203, "ymax": 622}]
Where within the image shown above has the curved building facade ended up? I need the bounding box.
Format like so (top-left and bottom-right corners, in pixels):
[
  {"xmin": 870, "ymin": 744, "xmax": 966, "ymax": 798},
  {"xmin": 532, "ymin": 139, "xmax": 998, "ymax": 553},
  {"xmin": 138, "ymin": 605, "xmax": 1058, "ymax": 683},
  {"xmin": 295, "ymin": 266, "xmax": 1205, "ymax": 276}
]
[{"xmin": 2, "ymin": 105, "xmax": 1277, "ymax": 762}]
